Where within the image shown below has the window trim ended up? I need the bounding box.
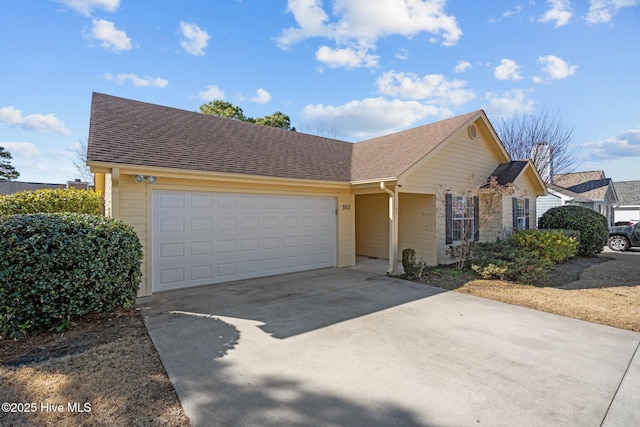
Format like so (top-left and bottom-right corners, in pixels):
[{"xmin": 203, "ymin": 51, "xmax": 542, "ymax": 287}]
[
  {"xmin": 446, "ymin": 194, "xmax": 479, "ymax": 244},
  {"xmin": 512, "ymin": 197, "xmax": 530, "ymax": 230}
]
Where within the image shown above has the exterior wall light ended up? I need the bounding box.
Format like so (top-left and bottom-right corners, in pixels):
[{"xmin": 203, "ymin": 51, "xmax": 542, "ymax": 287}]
[{"xmin": 134, "ymin": 174, "xmax": 157, "ymax": 183}]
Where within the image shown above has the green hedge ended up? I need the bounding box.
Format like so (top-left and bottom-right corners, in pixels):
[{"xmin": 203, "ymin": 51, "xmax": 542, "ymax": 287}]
[
  {"xmin": 511, "ymin": 229, "xmax": 578, "ymax": 263},
  {"xmin": 471, "ymin": 239, "xmax": 553, "ymax": 284},
  {"xmin": 0, "ymin": 188, "xmax": 101, "ymax": 216},
  {"xmin": 0, "ymin": 213, "xmax": 142, "ymax": 337},
  {"xmin": 538, "ymin": 206, "xmax": 608, "ymax": 256}
]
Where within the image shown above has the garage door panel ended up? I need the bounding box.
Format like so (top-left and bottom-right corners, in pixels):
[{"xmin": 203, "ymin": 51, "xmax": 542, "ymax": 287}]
[{"xmin": 153, "ymin": 191, "xmax": 337, "ymax": 292}]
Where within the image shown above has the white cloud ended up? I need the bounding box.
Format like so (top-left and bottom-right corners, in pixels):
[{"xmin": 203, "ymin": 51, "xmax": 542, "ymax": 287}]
[
  {"xmin": 586, "ymin": 0, "xmax": 640, "ymax": 24},
  {"xmin": 278, "ymin": 0, "xmax": 462, "ymax": 69},
  {"xmin": 56, "ymin": 0, "xmax": 119, "ymax": 16},
  {"xmin": 1, "ymin": 142, "xmax": 40, "ymax": 158},
  {"xmin": 483, "ymin": 89, "xmax": 536, "ymax": 119},
  {"xmin": 494, "ymin": 59, "xmax": 523, "ymax": 81},
  {"xmin": 104, "ymin": 73, "xmax": 168, "ymax": 88},
  {"xmin": 489, "ymin": 3, "xmax": 524, "ymax": 22},
  {"xmin": 179, "ymin": 22, "xmax": 210, "ymax": 56},
  {"xmin": 454, "ymin": 60, "xmax": 471, "ymax": 73},
  {"xmin": 198, "ymin": 85, "xmax": 226, "ymax": 101},
  {"xmin": 376, "ymin": 71, "xmax": 475, "ymax": 105},
  {"xmin": 0, "ymin": 106, "xmax": 72, "ymax": 136},
  {"xmin": 539, "ymin": 0, "xmax": 573, "ymax": 27},
  {"xmin": 300, "ymin": 97, "xmax": 440, "ymax": 140},
  {"xmin": 538, "ymin": 55, "xmax": 577, "ymax": 79},
  {"xmin": 249, "ymin": 88, "xmax": 272, "ymax": 105},
  {"xmin": 583, "ymin": 129, "xmax": 640, "ymax": 159},
  {"xmin": 85, "ymin": 19, "xmax": 132, "ymax": 52},
  {"xmin": 395, "ymin": 48, "xmax": 409, "ymax": 61},
  {"xmin": 315, "ymin": 45, "xmax": 379, "ymax": 69}
]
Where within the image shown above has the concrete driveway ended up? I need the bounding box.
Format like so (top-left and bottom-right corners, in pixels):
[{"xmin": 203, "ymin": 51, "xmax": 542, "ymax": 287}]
[{"xmin": 138, "ymin": 268, "xmax": 639, "ymax": 427}]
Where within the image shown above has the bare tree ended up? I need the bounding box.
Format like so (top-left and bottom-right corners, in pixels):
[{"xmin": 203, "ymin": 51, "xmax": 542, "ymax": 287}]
[
  {"xmin": 439, "ymin": 174, "xmax": 517, "ymax": 268},
  {"xmin": 496, "ymin": 109, "xmax": 578, "ymax": 182},
  {"xmin": 72, "ymin": 138, "xmax": 94, "ymax": 185}
]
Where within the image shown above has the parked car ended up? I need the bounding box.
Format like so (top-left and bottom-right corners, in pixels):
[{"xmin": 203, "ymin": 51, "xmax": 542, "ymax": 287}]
[{"xmin": 608, "ymin": 222, "xmax": 640, "ymax": 251}]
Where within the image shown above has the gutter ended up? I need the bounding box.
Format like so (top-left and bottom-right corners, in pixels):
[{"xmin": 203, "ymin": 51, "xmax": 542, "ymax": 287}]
[{"xmin": 380, "ymin": 182, "xmax": 399, "ymax": 275}]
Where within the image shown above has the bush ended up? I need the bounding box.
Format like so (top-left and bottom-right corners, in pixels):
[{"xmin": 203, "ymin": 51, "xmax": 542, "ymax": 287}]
[
  {"xmin": 471, "ymin": 239, "xmax": 553, "ymax": 284},
  {"xmin": 511, "ymin": 229, "xmax": 578, "ymax": 263},
  {"xmin": 0, "ymin": 213, "xmax": 142, "ymax": 338},
  {"xmin": 538, "ymin": 206, "xmax": 608, "ymax": 256},
  {"xmin": 0, "ymin": 188, "xmax": 101, "ymax": 216},
  {"xmin": 401, "ymin": 248, "xmax": 428, "ymax": 279}
]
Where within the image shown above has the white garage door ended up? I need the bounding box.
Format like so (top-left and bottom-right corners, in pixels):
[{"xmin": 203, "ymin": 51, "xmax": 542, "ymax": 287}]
[{"xmin": 152, "ymin": 190, "xmax": 337, "ymax": 292}]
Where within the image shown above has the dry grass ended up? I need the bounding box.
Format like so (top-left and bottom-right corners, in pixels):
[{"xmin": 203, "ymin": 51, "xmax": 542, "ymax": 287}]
[
  {"xmin": 0, "ymin": 310, "xmax": 189, "ymax": 427},
  {"xmin": 455, "ymin": 280, "xmax": 640, "ymax": 332}
]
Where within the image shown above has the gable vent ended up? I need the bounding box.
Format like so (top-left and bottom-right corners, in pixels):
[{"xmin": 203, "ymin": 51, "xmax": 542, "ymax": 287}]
[{"xmin": 468, "ymin": 124, "xmax": 477, "ymax": 139}]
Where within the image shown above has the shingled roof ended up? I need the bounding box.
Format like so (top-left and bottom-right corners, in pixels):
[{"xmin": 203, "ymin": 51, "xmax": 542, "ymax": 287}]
[
  {"xmin": 87, "ymin": 93, "xmax": 486, "ymax": 183},
  {"xmin": 553, "ymin": 171, "xmax": 614, "ymax": 201},
  {"xmin": 614, "ymin": 180, "xmax": 640, "ymax": 205},
  {"xmin": 351, "ymin": 110, "xmax": 481, "ymax": 182},
  {"xmin": 88, "ymin": 93, "xmax": 353, "ymax": 182}
]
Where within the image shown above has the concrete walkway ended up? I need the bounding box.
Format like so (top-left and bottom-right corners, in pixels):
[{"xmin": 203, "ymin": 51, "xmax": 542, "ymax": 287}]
[{"xmin": 138, "ymin": 268, "xmax": 640, "ymax": 427}]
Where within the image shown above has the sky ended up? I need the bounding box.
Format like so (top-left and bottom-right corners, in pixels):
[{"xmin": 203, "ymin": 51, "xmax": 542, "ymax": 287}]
[{"xmin": 1, "ymin": 0, "xmax": 639, "ymax": 184}]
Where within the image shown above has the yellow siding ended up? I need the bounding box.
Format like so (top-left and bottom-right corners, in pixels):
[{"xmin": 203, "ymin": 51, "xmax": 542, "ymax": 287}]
[
  {"xmin": 401, "ymin": 125, "xmax": 509, "ymax": 264},
  {"xmin": 355, "ymin": 193, "xmax": 389, "ymax": 259},
  {"xmin": 111, "ymin": 172, "xmax": 354, "ymax": 296},
  {"xmin": 502, "ymin": 173, "xmax": 539, "ymax": 233},
  {"xmin": 398, "ymin": 193, "xmax": 437, "ymax": 265}
]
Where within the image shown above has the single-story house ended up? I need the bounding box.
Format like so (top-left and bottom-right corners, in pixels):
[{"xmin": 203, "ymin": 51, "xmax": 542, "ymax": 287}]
[
  {"xmin": 0, "ymin": 181, "xmax": 66, "ymax": 195},
  {"xmin": 0, "ymin": 180, "xmax": 90, "ymax": 195},
  {"xmin": 613, "ymin": 180, "xmax": 640, "ymax": 224},
  {"xmin": 87, "ymin": 93, "xmax": 546, "ymax": 296},
  {"xmin": 536, "ymin": 171, "xmax": 618, "ymax": 226}
]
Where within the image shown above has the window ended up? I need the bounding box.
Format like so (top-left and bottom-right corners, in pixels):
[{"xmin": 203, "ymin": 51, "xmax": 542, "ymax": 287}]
[
  {"xmin": 512, "ymin": 197, "xmax": 529, "ymax": 230},
  {"xmin": 446, "ymin": 194, "xmax": 479, "ymax": 244}
]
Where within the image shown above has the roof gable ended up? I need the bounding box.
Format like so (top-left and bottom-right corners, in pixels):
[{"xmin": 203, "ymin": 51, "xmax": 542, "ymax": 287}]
[
  {"xmin": 551, "ymin": 170, "xmax": 617, "ymax": 202},
  {"xmin": 487, "ymin": 160, "xmax": 546, "ymax": 195}
]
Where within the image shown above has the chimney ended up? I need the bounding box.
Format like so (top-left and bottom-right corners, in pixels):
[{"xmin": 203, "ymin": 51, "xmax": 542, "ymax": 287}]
[{"xmin": 531, "ymin": 142, "xmax": 553, "ymax": 183}]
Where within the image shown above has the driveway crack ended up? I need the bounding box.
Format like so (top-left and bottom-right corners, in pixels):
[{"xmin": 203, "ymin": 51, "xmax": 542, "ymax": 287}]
[{"xmin": 600, "ymin": 338, "xmax": 640, "ymax": 426}]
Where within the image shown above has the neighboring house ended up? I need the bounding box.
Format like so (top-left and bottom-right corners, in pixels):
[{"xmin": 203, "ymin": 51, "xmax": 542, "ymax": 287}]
[
  {"xmin": 87, "ymin": 93, "xmax": 546, "ymax": 296},
  {"xmin": 613, "ymin": 180, "xmax": 640, "ymax": 224},
  {"xmin": 536, "ymin": 171, "xmax": 618, "ymax": 226},
  {"xmin": 0, "ymin": 181, "xmax": 66, "ymax": 195}
]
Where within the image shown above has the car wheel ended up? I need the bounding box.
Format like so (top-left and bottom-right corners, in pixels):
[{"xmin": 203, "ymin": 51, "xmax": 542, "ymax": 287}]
[{"xmin": 608, "ymin": 235, "xmax": 630, "ymax": 251}]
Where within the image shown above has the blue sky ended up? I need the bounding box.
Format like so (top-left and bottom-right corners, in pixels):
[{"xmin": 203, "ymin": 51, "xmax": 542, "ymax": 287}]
[{"xmin": 1, "ymin": 0, "xmax": 639, "ymax": 184}]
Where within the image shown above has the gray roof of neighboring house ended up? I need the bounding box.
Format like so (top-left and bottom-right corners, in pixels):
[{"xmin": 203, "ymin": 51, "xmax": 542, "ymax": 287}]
[
  {"xmin": 0, "ymin": 181, "xmax": 66, "ymax": 195},
  {"xmin": 552, "ymin": 171, "xmax": 614, "ymax": 201},
  {"xmin": 614, "ymin": 180, "xmax": 640, "ymax": 205},
  {"xmin": 547, "ymin": 183, "xmax": 592, "ymax": 202},
  {"xmin": 87, "ymin": 93, "xmax": 487, "ymax": 183}
]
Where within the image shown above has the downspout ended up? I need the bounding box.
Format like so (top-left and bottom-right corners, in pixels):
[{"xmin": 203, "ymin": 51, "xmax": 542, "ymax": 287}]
[{"xmin": 381, "ymin": 182, "xmax": 399, "ymax": 275}]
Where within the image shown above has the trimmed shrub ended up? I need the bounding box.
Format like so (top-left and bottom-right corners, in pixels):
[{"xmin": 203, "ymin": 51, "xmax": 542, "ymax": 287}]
[
  {"xmin": 471, "ymin": 239, "xmax": 553, "ymax": 284},
  {"xmin": 511, "ymin": 229, "xmax": 578, "ymax": 263},
  {"xmin": 0, "ymin": 188, "xmax": 101, "ymax": 216},
  {"xmin": 0, "ymin": 213, "xmax": 142, "ymax": 337},
  {"xmin": 538, "ymin": 206, "xmax": 608, "ymax": 256}
]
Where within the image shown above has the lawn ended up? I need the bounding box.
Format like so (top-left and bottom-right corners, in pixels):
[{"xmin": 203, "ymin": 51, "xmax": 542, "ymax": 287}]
[{"xmin": 1, "ymin": 251, "xmax": 638, "ymax": 426}]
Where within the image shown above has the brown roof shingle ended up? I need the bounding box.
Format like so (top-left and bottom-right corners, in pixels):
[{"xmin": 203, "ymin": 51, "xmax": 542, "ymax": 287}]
[
  {"xmin": 351, "ymin": 110, "xmax": 480, "ymax": 182},
  {"xmin": 88, "ymin": 93, "xmax": 353, "ymax": 182},
  {"xmin": 87, "ymin": 93, "xmax": 488, "ymax": 183}
]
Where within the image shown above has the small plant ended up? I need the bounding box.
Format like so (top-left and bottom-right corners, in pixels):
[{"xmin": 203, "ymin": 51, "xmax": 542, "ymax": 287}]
[
  {"xmin": 471, "ymin": 239, "xmax": 553, "ymax": 283},
  {"xmin": 538, "ymin": 205, "xmax": 608, "ymax": 256},
  {"xmin": 401, "ymin": 248, "xmax": 428, "ymax": 280},
  {"xmin": 511, "ymin": 229, "xmax": 578, "ymax": 263}
]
